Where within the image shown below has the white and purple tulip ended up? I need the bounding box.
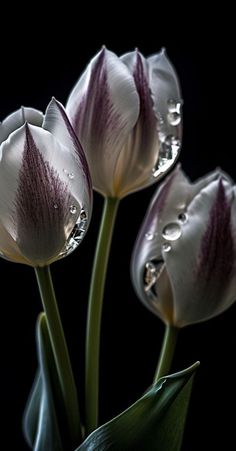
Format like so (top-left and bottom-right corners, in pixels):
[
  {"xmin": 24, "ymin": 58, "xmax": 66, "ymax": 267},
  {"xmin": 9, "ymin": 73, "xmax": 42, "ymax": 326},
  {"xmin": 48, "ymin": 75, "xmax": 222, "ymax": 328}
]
[
  {"xmin": 66, "ymin": 47, "xmax": 182, "ymax": 199},
  {"xmin": 131, "ymin": 165, "xmax": 236, "ymax": 327},
  {"xmin": 0, "ymin": 99, "xmax": 92, "ymax": 267}
]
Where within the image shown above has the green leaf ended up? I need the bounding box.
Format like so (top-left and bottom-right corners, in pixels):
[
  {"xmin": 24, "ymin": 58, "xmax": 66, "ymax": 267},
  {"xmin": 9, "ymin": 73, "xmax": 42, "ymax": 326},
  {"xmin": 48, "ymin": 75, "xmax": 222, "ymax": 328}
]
[
  {"xmin": 77, "ymin": 362, "xmax": 199, "ymax": 451},
  {"xmin": 23, "ymin": 313, "xmax": 70, "ymax": 451}
]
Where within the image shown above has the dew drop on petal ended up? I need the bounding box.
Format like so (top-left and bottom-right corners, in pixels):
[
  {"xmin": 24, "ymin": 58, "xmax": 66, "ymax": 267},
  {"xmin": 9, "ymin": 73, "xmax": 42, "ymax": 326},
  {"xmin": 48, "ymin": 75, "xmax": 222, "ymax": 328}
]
[
  {"xmin": 59, "ymin": 209, "xmax": 88, "ymax": 258},
  {"xmin": 167, "ymin": 111, "xmax": 181, "ymax": 126},
  {"xmin": 68, "ymin": 172, "xmax": 74, "ymax": 180},
  {"xmin": 145, "ymin": 232, "xmax": 154, "ymax": 241},
  {"xmin": 178, "ymin": 212, "xmax": 188, "ymax": 224},
  {"xmin": 162, "ymin": 242, "xmax": 172, "ymax": 252},
  {"xmin": 167, "ymin": 98, "xmax": 177, "ymax": 113},
  {"xmin": 152, "ymin": 135, "xmax": 180, "ymax": 177},
  {"xmin": 162, "ymin": 223, "xmax": 182, "ymax": 241},
  {"xmin": 176, "ymin": 202, "xmax": 186, "ymax": 210},
  {"xmin": 53, "ymin": 203, "xmax": 59, "ymax": 209},
  {"xmin": 70, "ymin": 205, "xmax": 77, "ymax": 215},
  {"xmin": 144, "ymin": 260, "xmax": 164, "ymax": 295}
]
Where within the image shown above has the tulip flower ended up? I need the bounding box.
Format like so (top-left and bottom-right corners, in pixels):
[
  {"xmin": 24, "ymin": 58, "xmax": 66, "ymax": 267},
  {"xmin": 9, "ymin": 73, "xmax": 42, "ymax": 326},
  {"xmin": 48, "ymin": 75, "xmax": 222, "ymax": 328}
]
[
  {"xmin": 0, "ymin": 98, "xmax": 92, "ymax": 267},
  {"xmin": 66, "ymin": 46, "xmax": 182, "ymax": 199},
  {"xmin": 66, "ymin": 45, "xmax": 182, "ymax": 433},
  {"xmin": 131, "ymin": 165, "xmax": 236, "ymax": 328}
]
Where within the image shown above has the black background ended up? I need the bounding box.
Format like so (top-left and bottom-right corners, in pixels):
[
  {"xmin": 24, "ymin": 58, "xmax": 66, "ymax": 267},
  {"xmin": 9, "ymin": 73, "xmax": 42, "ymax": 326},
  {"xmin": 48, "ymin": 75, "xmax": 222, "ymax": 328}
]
[{"xmin": 0, "ymin": 7, "xmax": 235, "ymax": 450}]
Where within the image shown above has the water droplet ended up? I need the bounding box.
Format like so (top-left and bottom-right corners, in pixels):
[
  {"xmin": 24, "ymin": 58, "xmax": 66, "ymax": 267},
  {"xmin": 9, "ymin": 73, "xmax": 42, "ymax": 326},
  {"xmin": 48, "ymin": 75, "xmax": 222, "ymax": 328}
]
[
  {"xmin": 167, "ymin": 99, "xmax": 181, "ymax": 126},
  {"xmin": 145, "ymin": 232, "xmax": 154, "ymax": 240},
  {"xmin": 162, "ymin": 223, "xmax": 182, "ymax": 241},
  {"xmin": 144, "ymin": 260, "xmax": 164, "ymax": 294},
  {"xmin": 167, "ymin": 99, "xmax": 181, "ymax": 113},
  {"xmin": 166, "ymin": 135, "xmax": 180, "ymax": 148},
  {"xmin": 167, "ymin": 98, "xmax": 177, "ymax": 112},
  {"xmin": 157, "ymin": 113, "xmax": 164, "ymax": 126},
  {"xmin": 167, "ymin": 111, "xmax": 181, "ymax": 126},
  {"xmin": 152, "ymin": 135, "xmax": 180, "ymax": 178},
  {"xmin": 63, "ymin": 169, "xmax": 74, "ymax": 180},
  {"xmin": 53, "ymin": 203, "xmax": 59, "ymax": 209},
  {"xmin": 162, "ymin": 242, "xmax": 171, "ymax": 252},
  {"xmin": 176, "ymin": 201, "xmax": 186, "ymax": 210},
  {"xmin": 159, "ymin": 135, "xmax": 180, "ymax": 164},
  {"xmin": 70, "ymin": 205, "xmax": 77, "ymax": 215},
  {"xmin": 59, "ymin": 208, "xmax": 88, "ymax": 258},
  {"xmin": 80, "ymin": 209, "xmax": 87, "ymax": 220},
  {"xmin": 178, "ymin": 212, "xmax": 188, "ymax": 224}
]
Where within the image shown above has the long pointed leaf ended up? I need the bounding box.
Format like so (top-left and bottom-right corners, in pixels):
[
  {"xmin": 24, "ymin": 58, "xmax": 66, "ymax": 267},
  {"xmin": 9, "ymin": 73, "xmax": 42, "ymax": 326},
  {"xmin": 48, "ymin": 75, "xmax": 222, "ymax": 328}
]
[
  {"xmin": 23, "ymin": 313, "xmax": 66, "ymax": 451},
  {"xmin": 77, "ymin": 362, "xmax": 199, "ymax": 451}
]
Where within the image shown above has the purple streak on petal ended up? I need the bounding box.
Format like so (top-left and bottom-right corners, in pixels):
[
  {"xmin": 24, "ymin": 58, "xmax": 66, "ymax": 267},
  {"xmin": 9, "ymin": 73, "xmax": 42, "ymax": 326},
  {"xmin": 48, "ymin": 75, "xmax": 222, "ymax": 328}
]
[
  {"xmin": 132, "ymin": 51, "xmax": 157, "ymax": 150},
  {"xmin": 52, "ymin": 98, "xmax": 92, "ymax": 198},
  {"xmin": 197, "ymin": 179, "xmax": 235, "ymax": 287},
  {"xmin": 15, "ymin": 124, "xmax": 72, "ymax": 263},
  {"xmin": 73, "ymin": 48, "xmax": 121, "ymax": 150}
]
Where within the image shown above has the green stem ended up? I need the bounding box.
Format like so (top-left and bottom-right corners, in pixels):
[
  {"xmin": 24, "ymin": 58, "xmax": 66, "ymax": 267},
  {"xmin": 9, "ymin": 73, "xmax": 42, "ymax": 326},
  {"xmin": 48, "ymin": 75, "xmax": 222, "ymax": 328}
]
[
  {"xmin": 85, "ymin": 197, "xmax": 119, "ymax": 435},
  {"xmin": 34, "ymin": 265, "xmax": 81, "ymax": 447},
  {"xmin": 153, "ymin": 325, "xmax": 179, "ymax": 383}
]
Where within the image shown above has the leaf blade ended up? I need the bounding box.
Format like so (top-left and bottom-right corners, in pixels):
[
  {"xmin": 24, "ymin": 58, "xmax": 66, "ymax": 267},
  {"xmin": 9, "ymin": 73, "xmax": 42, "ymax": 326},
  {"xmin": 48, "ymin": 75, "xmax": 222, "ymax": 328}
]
[{"xmin": 77, "ymin": 362, "xmax": 199, "ymax": 451}]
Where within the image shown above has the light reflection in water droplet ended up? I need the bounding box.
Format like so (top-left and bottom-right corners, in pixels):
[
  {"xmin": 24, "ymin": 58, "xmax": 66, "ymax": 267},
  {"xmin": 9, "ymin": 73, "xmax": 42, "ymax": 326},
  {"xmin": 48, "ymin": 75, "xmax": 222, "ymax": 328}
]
[
  {"xmin": 144, "ymin": 260, "xmax": 164, "ymax": 294},
  {"xmin": 70, "ymin": 205, "xmax": 77, "ymax": 215},
  {"xmin": 59, "ymin": 209, "xmax": 88, "ymax": 258},
  {"xmin": 162, "ymin": 242, "xmax": 171, "ymax": 252},
  {"xmin": 162, "ymin": 223, "xmax": 182, "ymax": 241},
  {"xmin": 152, "ymin": 135, "xmax": 180, "ymax": 177},
  {"xmin": 178, "ymin": 212, "xmax": 188, "ymax": 224},
  {"xmin": 167, "ymin": 111, "xmax": 181, "ymax": 126}
]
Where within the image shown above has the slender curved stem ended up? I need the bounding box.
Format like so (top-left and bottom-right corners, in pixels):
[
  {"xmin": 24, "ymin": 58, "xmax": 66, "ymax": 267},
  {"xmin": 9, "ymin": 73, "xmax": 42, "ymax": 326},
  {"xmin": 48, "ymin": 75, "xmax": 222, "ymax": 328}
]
[
  {"xmin": 35, "ymin": 265, "xmax": 81, "ymax": 447},
  {"xmin": 153, "ymin": 325, "xmax": 179, "ymax": 383},
  {"xmin": 85, "ymin": 197, "xmax": 119, "ymax": 435}
]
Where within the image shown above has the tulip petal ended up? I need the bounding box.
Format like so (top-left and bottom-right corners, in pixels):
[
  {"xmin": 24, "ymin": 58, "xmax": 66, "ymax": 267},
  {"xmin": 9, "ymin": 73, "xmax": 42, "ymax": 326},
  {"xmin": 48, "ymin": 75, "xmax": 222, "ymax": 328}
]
[
  {"xmin": 0, "ymin": 221, "xmax": 29, "ymax": 264},
  {"xmin": 66, "ymin": 47, "xmax": 139, "ymax": 197},
  {"xmin": 163, "ymin": 178, "xmax": 236, "ymax": 326},
  {"xmin": 15, "ymin": 124, "xmax": 77, "ymax": 265},
  {"xmin": 0, "ymin": 124, "xmax": 82, "ymax": 266},
  {"xmin": 43, "ymin": 98, "xmax": 92, "ymax": 202},
  {"xmin": 148, "ymin": 49, "xmax": 182, "ymax": 176},
  {"xmin": 114, "ymin": 50, "xmax": 160, "ymax": 197},
  {"xmin": 148, "ymin": 49, "xmax": 182, "ymax": 125},
  {"xmin": 0, "ymin": 107, "xmax": 43, "ymax": 145}
]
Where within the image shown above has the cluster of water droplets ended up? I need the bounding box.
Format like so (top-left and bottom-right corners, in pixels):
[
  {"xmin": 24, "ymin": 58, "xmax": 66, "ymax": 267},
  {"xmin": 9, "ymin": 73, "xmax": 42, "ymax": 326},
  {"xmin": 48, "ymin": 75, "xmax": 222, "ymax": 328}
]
[
  {"xmin": 59, "ymin": 208, "xmax": 88, "ymax": 258},
  {"xmin": 152, "ymin": 98, "xmax": 182, "ymax": 178},
  {"xmin": 63, "ymin": 168, "xmax": 74, "ymax": 180},
  {"xmin": 144, "ymin": 260, "xmax": 164, "ymax": 296},
  {"xmin": 143, "ymin": 209, "xmax": 188, "ymax": 296}
]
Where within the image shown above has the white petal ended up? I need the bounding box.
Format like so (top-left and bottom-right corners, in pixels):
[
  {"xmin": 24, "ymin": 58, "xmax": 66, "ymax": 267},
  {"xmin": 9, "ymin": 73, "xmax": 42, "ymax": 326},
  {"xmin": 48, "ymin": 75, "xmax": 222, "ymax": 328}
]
[
  {"xmin": 66, "ymin": 47, "xmax": 139, "ymax": 197},
  {"xmin": 113, "ymin": 51, "xmax": 160, "ymax": 197},
  {"xmin": 0, "ymin": 107, "xmax": 43, "ymax": 145},
  {"xmin": 148, "ymin": 49, "xmax": 182, "ymax": 154},
  {"xmin": 0, "ymin": 221, "xmax": 29, "ymax": 264},
  {"xmin": 0, "ymin": 124, "xmax": 27, "ymax": 238},
  {"xmin": 27, "ymin": 124, "xmax": 89, "ymax": 209},
  {"xmin": 163, "ymin": 178, "xmax": 236, "ymax": 326},
  {"xmin": 43, "ymin": 98, "xmax": 92, "ymax": 210}
]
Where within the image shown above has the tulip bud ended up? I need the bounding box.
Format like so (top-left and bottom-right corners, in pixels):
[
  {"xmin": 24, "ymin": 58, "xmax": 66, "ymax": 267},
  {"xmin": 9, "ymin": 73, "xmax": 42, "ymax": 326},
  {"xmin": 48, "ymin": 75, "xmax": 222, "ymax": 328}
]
[
  {"xmin": 66, "ymin": 47, "xmax": 182, "ymax": 199},
  {"xmin": 0, "ymin": 99, "xmax": 92, "ymax": 266},
  {"xmin": 131, "ymin": 165, "xmax": 236, "ymax": 327}
]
